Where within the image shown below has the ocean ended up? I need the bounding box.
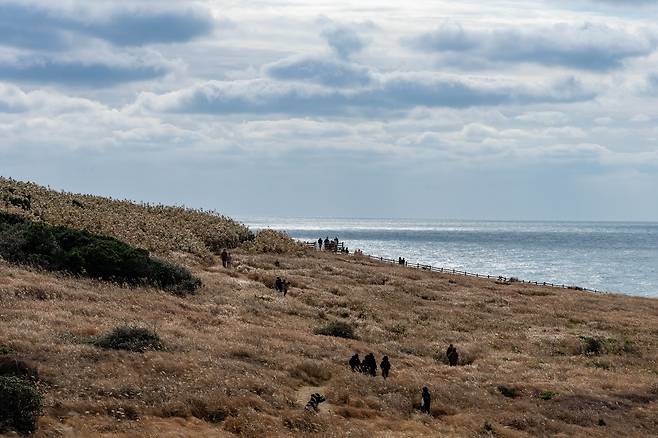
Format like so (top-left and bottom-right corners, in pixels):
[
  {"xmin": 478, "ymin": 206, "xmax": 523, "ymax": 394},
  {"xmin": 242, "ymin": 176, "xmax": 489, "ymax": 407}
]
[{"xmin": 241, "ymin": 218, "xmax": 658, "ymax": 298}]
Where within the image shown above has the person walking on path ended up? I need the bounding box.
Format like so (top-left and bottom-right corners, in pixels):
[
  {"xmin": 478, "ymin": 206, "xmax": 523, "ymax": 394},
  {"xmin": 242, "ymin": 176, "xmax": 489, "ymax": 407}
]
[
  {"xmin": 447, "ymin": 344, "xmax": 459, "ymax": 366},
  {"xmin": 275, "ymin": 276, "xmax": 284, "ymax": 294},
  {"xmin": 221, "ymin": 249, "xmax": 229, "ymax": 268},
  {"xmin": 349, "ymin": 353, "xmax": 361, "ymax": 372},
  {"xmin": 420, "ymin": 387, "xmax": 431, "ymax": 414},
  {"xmin": 362, "ymin": 353, "xmax": 377, "ymax": 377},
  {"xmin": 318, "ymin": 238, "xmax": 323, "ymax": 250},
  {"xmin": 380, "ymin": 356, "xmax": 391, "ymax": 379}
]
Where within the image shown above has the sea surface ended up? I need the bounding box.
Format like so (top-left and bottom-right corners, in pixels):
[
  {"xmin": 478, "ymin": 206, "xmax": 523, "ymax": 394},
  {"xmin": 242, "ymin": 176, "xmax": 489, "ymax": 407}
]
[{"xmin": 241, "ymin": 218, "xmax": 658, "ymax": 298}]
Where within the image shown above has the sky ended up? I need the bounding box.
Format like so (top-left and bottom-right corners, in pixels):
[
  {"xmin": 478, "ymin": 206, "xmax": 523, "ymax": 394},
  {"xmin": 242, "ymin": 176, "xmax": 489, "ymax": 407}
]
[{"xmin": 1, "ymin": 0, "xmax": 658, "ymax": 221}]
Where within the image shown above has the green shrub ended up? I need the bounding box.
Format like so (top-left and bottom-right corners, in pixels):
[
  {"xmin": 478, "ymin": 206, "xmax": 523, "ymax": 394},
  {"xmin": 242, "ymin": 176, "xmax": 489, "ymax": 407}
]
[
  {"xmin": 0, "ymin": 212, "xmax": 200, "ymax": 294},
  {"xmin": 0, "ymin": 358, "xmax": 39, "ymax": 382},
  {"xmin": 95, "ymin": 326, "xmax": 164, "ymax": 352},
  {"xmin": 0, "ymin": 376, "xmax": 42, "ymax": 435},
  {"xmin": 313, "ymin": 321, "xmax": 357, "ymax": 339},
  {"xmin": 539, "ymin": 390, "xmax": 557, "ymax": 400},
  {"xmin": 0, "ymin": 346, "xmax": 13, "ymax": 355},
  {"xmin": 497, "ymin": 385, "xmax": 518, "ymax": 398}
]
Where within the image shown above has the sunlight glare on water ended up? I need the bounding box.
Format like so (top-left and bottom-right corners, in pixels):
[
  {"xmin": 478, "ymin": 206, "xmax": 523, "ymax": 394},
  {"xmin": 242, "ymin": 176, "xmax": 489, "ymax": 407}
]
[{"xmin": 241, "ymin": 218, "xmax": 658, "ymax": 297}]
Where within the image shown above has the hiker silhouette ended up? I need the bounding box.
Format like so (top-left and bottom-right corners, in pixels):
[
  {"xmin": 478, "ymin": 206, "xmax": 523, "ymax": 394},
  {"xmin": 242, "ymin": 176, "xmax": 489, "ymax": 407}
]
[
  {"xmin": 221, "ymin": 249, "xmax": 228, "ymax": 268},
  {"xmin": 380, "ymin": 356, "xmax": 391, "ymax": 379},
  {"xmin": 305, "ymin": 393, "xmax": 326, "ymax": 412},
  {"xmin": 349, "ymin": 353, "xmax": 361, "ymax": 372},
  {"xmin": 447, "ymin": 344, "xmax": 459, "ymax": 366},
  {"xmin": 420, "ymin": 387, "xmax": 431, "ymax": 414},
  {"xmin": 362, "ymin": 353, "xmax": 377, "ymax": 377},
  {"xmin": 275, "ymin": 277, "xmax": 284, "ymax": 294}
]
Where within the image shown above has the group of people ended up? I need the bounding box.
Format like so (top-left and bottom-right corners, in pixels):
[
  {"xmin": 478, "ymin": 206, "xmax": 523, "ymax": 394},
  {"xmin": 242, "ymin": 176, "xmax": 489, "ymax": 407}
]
[
  {"xmin": 274, "ymin": 276, "xmax": 289, "ymax": 296},
  {"xmin": 317, "ymin": 236, "xmax": 350, "ymax": 253},
  {"xmin": 338, "ymin": 345, "xmax": 459, "ymax": 415},
  {"xmin": 317, "ymin": 236, "xmax": 338, "ymax": 250},
  {"xmin": 220, "ymin": 249, "xmax": 233, "ymax": 268},
  {"xmin": 398, "ymin": 257, "xmax": 407, "ymax": 265},
  {"xmin": 348, "ymin": 353, "xmax": 391, "ymax": 379}
]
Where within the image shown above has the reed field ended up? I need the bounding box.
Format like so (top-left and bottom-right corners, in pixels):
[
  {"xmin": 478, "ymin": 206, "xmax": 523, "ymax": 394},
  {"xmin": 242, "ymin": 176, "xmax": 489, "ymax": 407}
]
[{"xmin": 1, "ymin": 178, "xmax": 657, "ymax": 437}]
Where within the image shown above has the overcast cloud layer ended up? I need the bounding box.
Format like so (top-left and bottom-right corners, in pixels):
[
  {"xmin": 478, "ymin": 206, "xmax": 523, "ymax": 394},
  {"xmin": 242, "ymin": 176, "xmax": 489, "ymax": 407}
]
[{"xmin": 1, "ymin": 0, "xmax": 658, "ymax": 220}]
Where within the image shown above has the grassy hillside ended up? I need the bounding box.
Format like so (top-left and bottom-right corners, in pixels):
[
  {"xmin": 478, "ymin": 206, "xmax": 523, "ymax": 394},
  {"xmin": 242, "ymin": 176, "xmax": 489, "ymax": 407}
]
[
  {"xmin": 1, "ymin": 179, "xmax": 657, "ymax": 437},
  {"xmin": 0, "ymin": 177, "xmax": 253, "ymax": 260}
]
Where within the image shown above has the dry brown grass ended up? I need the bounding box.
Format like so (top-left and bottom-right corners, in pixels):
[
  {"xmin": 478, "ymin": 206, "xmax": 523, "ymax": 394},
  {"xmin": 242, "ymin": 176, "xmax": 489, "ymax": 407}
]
[
  {"xmin": 1, "ymin": 180, "xmax": 658, "ymax": 437},
  {"xmin": 2, "ymin": 250, "xmax": 657, "ymax": 437},
  {"xmin": 0, "ymin": 177, "xmax": 252, "ymax": 260}
]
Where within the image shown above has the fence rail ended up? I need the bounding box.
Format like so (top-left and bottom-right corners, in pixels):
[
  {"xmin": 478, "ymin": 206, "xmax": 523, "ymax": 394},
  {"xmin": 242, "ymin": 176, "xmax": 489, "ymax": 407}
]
[
  {"xmin": 300, "ymin": 239, "xmax": 603, "ymax": 293},
  {"xmin": 359, "ymin": 253, "xmax": 601, "ymax": 293},
  {"xmin": 302, "ymin": 240, "xmax": 346, "ymax": 252}
]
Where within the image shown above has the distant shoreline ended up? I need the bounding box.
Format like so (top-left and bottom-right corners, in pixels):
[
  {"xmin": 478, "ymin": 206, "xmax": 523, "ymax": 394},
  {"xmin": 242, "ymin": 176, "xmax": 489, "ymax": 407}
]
[{"xmin": 243, "ymin": 218, "xmax": 658, "ymax": 298}]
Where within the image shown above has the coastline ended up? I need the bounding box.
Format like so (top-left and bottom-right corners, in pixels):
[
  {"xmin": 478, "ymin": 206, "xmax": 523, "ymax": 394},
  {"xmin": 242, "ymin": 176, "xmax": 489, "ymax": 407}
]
[{"xmin": 244, "ymin": 218, "xmax": 658, "ymax": 297}]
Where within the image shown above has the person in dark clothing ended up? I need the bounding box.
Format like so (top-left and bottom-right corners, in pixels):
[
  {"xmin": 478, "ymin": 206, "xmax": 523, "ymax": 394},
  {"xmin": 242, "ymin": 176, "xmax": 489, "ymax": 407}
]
[
  {"xmin": 275, "ymin": 276, "xmax": 284, "ymax": 293},
  {"xmin": 349, "ymin": 353, "xmax": 361, "ymax": 372},
  {"xmin": 380, "ymin": 355, "xmax": 391, "ymax": 379},
  {"xmin": 420, "ymin": 387, "xmax": 431, "ymax": 414},
  {"xmin": 318, "ymin": 238, "xmax": 323, "ymax": 250},
  {"xmin": 282, "ymin": 279, "xmax": 289, "ymax": 297},
  {"xmin": 221, "ymin": 249, "xmax": 228, "ymax": 268},
  {"xmin": 447, "ymin": 344, "xmax": 459, "ymax": 366},
  {"xmin": 226, "ymin": 252, "xmax": 233, "ymax": 268},
  {"xmin": 305, "ymin": 393, "xmax": 326, "ymax": 412},
  {"xmin": 362, "ymin": 353, "xmax": 377, "ymax": 377}
]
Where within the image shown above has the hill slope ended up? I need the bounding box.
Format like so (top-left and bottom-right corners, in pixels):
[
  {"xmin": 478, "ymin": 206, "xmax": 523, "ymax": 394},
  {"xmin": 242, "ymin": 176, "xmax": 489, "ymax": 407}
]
[
  {"xmin": 0, "ymin": 177, "xmax": 252, "ymax": 259},
  {"xmin": 1, "ymin": 179, "xmax": 657, "ymax": 437}
]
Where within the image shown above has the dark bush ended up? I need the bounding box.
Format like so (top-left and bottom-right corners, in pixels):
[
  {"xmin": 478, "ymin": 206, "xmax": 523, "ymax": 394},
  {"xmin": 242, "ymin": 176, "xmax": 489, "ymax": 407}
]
[
  {"xmin": 0, "ymin": 212, "xmax": 200, "ymax": 294},
  {"xmin": 95, "ymin": 326, "xmax": 164, "ymax": 352},
  {"xmin": 0, "ymin": 357, "xmax": 39, "ymax": 382},
  {"xmin": 0, "ymin": 376, "xmax": 42, "ymax": 435},
  {"xmin": 313, "ymin": 321, "xmax": 357, "ymax": 339},
  {"xmin": 579, "ymin": 336, "xmax": 603, "ymax": 355},
  {"xmin": 497, "ymin": 385, "xmax": 519, "ymax": 398}
]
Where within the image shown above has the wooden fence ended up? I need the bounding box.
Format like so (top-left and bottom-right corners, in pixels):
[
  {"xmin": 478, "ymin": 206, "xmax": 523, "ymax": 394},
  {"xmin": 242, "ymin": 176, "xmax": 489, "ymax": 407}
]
[
  {"xmin": 302, "ymin": 240, "xmax": 346, "ymax": 252},
  {"xmin": 299, "ymin": 239, "xmax": 603, "ymax": 293},
  {"xmin": 359, "ymin": 253, "xmax": 602, "ymax": 293}
]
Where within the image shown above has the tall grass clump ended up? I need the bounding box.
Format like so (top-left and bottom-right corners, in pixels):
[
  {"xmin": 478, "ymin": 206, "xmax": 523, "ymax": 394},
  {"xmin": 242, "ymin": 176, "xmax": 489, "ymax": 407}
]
[
  {"xmin": 1, "ymin": 177, "xmax": 253, "ymax": 258},
  {"xmin": 243, "ymin": 229, "xmax": 304, "ymax": 254},
  {"xmin": 0, "ymin": 212, "xmax": 200, "ymax": 294},
  {"xmin": 314, "ymin": 320, "xmax": 357, "ymax": 339},
  {"xmin": 0, "ymin": 376, "xmax": 42, "ymax": 435}
]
